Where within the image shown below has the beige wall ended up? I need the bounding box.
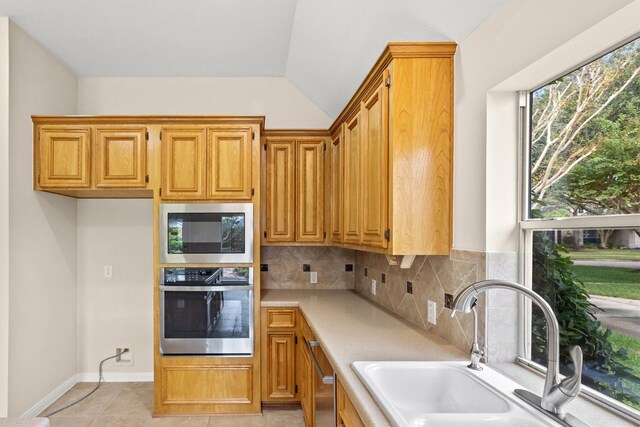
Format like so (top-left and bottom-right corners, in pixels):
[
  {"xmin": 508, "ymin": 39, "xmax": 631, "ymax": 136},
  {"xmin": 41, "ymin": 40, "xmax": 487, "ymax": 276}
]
[
  {"xmin": 7, "ymin": 22, "xmax": 78, "ymax": 416},
  {"xmin": 0, "ymin": 16, "xmax": 9, "ymax": 418},
  {"xmin": 77, "ymin": 77, "xmax": 332, "ymax": 129},
  {"xmin": 75, "ymin": 78, "xmax": 333, "ymax": 379},
  {"xmin": 77, "ymin": 200, "xmax": 153, "ymax": 380},
  {"xmin": 452, "ymin": 0, "xmax": 633, "ymax": 252}
]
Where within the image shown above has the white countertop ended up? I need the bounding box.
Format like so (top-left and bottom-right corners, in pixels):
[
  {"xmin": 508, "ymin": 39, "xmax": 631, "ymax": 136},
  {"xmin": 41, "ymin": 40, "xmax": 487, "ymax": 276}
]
[{"xmin": 262, "ymin": 289, "xmax": 638, "ymax": 427}]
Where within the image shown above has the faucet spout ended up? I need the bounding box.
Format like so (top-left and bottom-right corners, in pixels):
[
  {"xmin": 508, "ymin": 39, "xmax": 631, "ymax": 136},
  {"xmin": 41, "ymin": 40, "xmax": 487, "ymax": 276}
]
[{"xmin": 451, "ymin": 280, "xmax": 582, "ymax": 416}]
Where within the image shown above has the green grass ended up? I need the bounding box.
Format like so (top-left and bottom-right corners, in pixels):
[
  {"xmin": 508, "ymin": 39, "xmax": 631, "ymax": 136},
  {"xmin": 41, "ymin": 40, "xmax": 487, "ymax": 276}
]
[
  {"xmin": 571, "ymin": 265, "xmax": 640, "ymax": 299},
  {"xmin": 566, "ymin": 248, "xmax": 640, "ymax": 261},
  {"xmin": 609, "ymin": 332, "xmax": 640, "ymax": 409}
]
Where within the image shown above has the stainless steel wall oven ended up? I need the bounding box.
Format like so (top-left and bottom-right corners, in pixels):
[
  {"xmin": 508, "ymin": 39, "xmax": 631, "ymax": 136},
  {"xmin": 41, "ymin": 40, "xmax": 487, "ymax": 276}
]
[{"xmin": 159, "ymin": 267, "xmax": 254, "ymax": 356}]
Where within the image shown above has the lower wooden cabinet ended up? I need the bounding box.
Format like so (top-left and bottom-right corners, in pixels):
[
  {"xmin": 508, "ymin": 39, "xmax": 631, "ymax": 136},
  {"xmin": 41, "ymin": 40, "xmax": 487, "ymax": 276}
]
[
  {"xmin": 261, "ymin": 308, "xmax": 299, "ymax": 403},
  {"xmin": 300, "ymin": 337, "xmax": 314, "ymax": 426},
  {"xmin": 337, "ymin": 377, "xmax": 365, "ymax": 427}
]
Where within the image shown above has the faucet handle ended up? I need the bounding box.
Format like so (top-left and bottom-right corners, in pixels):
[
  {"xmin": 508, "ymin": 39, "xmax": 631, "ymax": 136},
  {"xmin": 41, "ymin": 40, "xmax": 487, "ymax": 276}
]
[{"xmin": 559, "ymin": 345, "xmax": 583, "ymax": 398}]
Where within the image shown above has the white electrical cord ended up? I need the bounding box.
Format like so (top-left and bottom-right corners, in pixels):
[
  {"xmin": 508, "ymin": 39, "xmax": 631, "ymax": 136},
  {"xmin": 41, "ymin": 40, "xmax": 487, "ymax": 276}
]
[{"xmin": 43, "ymin": 349, "xmax": 128, "ymax": 417}]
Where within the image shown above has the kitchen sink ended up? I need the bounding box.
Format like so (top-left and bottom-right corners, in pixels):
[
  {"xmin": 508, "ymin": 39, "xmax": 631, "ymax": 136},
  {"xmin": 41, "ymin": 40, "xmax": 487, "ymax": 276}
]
[{"xmin": 352, "ymin": 361, "xmax": 561, "ymax": 427}]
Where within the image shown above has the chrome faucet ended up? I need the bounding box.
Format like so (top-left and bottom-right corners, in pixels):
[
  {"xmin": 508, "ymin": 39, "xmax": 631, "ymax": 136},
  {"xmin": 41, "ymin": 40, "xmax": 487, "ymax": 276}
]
[
  {"xmin": 451, "ymin": 280, "xmax": 583, "ymax": 416},
  {"xmin": 468, "ymin": 303, "xmax": 484, "ymax": 370}
]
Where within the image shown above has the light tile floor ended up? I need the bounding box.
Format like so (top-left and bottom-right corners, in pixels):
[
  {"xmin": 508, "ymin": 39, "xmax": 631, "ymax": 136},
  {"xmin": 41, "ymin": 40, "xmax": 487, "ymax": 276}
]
[{"xmin": 39, "ymin": 382, "xmax": 305, "ymax": 427}]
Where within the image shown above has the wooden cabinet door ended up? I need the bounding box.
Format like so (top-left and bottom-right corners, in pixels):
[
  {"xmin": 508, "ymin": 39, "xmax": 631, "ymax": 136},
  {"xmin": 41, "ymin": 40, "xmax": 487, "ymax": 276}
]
[
  {"xmin": 161, "ymin": 127, "xmax": 206, "ymax": 199},
  {"xmin": 265, "ymin": 332, "xmax": 296, "ymax": 400},
  {"xmin": 337, "ymin": 377, "xmax": 365, "ymax": 427},
  {"xmin": 95, "ymin": 127, "xmax": 147, "ymax": 188},
  {"xmin": 361, "ymin": 81, "xmax": 389, "ymax": 248},
  {"xmin": 296, "ymin": 140, "xmax": 324, "ymax": 243},
  {"xmin": 207, "ymin": 127, "xmax": 253, "ymax": 200},
  {"xmin": 266, "ymin": 141, "xmax": 295, "ymax": 242},
  {"xmin": 343, "ymin": 113, "xmax": 361, "ymax": 245},
  {"xmin": 300, "ymin": 342, "xmax": 314, "ymax": 427},
  {"xmin": 38, "ymin": 126, "xmax": 91, "ymax": 188},
  {"xmin": 329, "ymin": 131, "xmax": 343, "ymax": 244}
]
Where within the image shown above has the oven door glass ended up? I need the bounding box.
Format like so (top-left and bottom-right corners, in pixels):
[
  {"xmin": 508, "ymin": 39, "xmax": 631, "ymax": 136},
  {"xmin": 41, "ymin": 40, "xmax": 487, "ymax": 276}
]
[{"xmin": 167, "ymin": 212, "xmax": 245, "ymax": 254}]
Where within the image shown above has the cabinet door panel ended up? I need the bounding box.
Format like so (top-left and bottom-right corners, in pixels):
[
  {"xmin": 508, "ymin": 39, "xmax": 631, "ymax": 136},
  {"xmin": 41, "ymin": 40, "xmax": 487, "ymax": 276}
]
[
  {"xmin": 96, "ymin": 127, "xmax": 147, "ymax": 188},
  {"xmin": 343, "ymin": 114, "xmax": 361, "ymax": 245},
  {"xmin": 160, "ymin": 365, "xmax": 252, "ymax": 404},
  {"xmin": 329, "ymin": 132, "xmax": 343, "ymax": 244},
  {"xmin": 207, "ymin": 127, "xmax": 252, "ymax": 200},
  {"xmin": 296, "ymin": 140, "xmax": 324, "ymax": 243},
  {"xmin": 39, "ymin": 127, "xmax": 91, "ymax": 188},
  {"xmin": 266, "ymin": 332, "xmax": 296, "ymax": 400},
  {"xmin": 266, "ymin": 141, "xmax": 295, "ymax": 242},
  {"xmin": 161, "ymin": 127, "xmax": 206, "ymax": 199},
  {"xmin": 361, "ymin": 82, "xmax": 388, "ymax": 248}
]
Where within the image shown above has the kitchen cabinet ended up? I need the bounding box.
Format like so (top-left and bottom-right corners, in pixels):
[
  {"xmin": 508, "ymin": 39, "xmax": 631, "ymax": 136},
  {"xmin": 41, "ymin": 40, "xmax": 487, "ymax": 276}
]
[
  {"xmin": 95, "ymin": 126, "xmax": 147, "ymax": 188},
  {"xmin": 329, "ymin": 42, "xmax": 456, "ymax": 256},
  {"xmin": 329, "ymin": 128, "xmax": 343, "ymax": 244},
  {"xmin": 206, "ymin": 127, "xmax": 253, "ymax": 200},
  {"xmin": 343, "ymin": 112, "xmax": 361, "ymax": 246},
  {"xmin": 263, "ymin": 132, "xmax": 327, "ymax": 245},
  {"xmin": 162, "ymin": 125, "xmax": 253, "ymax": 200},
  {"xmin": 37, "ymin": 125, "xmax": 92, "ymax": 189},
  {"xmin": 261, "ymin": 308, "xmax": 299, "ymax": 402},
  {"xmin": 336, "ymin": 377, "xmax": 365, "ymax": 427}
]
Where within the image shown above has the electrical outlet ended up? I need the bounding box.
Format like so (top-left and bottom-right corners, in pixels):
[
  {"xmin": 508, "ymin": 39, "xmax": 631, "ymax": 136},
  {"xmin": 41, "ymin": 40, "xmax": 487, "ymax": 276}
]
[
  {"xmin": 104, "ymin": 265, "xmax": 112, "ymax": 278},
  {"xmin": 381, "ymin": 273, "xmax": 386, "ymax": 284},
  {"xmin": 303, "ymin": 264, "xmax": 311, "ymax": 272},
  {"xmin": 115, "ymin": 347, "xmax": 133, "ymax": 365},
  {"xmin": 406, "ymin": 281, "xmax": 413, "ymax": 294},
  {"xmin": 310, "ymin": 272, "xmax": 318, "ymax": 284},
  {"xmin": 371, "ymin": 279, "xmax": 377, "ymax": 296},
  {"xmin": 444, "ymin": 293, "xmax": 454, "ymax": 309},
  {"xmin": 260, "ymin": 264, "xmax": 268, "ymax": 272},
  {"xmin": 364, "ymin": 267, "xmax": 368, "ymax": 277},
  {"xmin": 428, "ymin": 300, "xmax": 437, "ymax": 325},
  {"xmin": 345, "ymin": 264, "xmax": 353, "ymax": 272}
]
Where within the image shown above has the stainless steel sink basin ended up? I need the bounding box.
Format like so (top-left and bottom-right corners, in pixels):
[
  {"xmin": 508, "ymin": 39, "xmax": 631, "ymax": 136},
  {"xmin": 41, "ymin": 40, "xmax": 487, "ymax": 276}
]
[{"xmin": 352, "ymin": 361, "xmax": 561, "ymax": 427}]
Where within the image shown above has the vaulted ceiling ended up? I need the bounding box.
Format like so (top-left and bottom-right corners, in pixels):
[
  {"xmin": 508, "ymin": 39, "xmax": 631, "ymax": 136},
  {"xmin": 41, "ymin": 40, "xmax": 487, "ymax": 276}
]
[{"xmin": 0, "ymin": 0, "xmax": 505, "ymax": 118}]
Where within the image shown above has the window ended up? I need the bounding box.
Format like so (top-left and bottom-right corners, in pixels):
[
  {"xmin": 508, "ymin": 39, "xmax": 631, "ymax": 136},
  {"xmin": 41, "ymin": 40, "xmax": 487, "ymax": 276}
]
[{"xmin": 521, "ymin": 37, "xmax": 640, "ymax": 419}]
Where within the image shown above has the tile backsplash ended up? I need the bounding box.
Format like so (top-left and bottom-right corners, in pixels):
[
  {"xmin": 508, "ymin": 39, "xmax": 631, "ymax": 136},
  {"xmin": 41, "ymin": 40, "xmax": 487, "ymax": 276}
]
[
  {"xmin": 261, "ymin": 246, "xmax": 355, "ymax": 290},
  {"xmin": 354, "ymin": 249, "xmax": 486, "ymax": 354}
]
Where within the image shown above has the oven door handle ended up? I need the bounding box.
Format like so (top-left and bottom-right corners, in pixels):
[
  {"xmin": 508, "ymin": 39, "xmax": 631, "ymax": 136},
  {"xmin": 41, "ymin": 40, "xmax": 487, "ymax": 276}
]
[{"xmin": 160, "ymin": 285, "xmax": 254, "ymax": 292}]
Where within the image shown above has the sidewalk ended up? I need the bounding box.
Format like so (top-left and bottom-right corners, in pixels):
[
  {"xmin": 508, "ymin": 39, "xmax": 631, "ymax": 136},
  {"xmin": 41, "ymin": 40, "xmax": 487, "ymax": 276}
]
[{"xmin": 591, "ymin": 295, "xmax": 640, "ymax": 338}]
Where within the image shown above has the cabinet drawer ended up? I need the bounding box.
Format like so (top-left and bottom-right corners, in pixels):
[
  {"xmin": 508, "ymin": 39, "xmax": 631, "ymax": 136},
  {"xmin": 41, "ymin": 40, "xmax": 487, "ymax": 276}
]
[{"xmin": 266, "ymin": 308, "xmax": 297, "ymax": 329}]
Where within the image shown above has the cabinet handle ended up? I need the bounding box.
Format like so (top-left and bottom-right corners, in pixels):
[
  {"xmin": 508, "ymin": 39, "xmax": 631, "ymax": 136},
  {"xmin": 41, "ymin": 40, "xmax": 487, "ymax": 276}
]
[{"xmin": 305, "ymin": 338, "xmax": 334, "ymax": 385}]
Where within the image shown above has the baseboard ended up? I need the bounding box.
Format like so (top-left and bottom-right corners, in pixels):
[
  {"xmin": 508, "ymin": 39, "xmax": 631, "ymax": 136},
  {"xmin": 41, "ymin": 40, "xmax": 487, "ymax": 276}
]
[
  {"xmin": 22, "ymin": 374, "xmax": 78, "ymax": 417},
  {"xmin": 77, "ymin": 372, "xmax": 154, "ymax": 382}
]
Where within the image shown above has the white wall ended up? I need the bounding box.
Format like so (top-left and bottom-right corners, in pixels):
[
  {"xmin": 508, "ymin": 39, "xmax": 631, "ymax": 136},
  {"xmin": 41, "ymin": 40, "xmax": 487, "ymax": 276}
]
[
  {"xmin": 452, "ymin": 0, "xmax": 633, "ymax": 252},
  {"xmin": 78, "ymin": 77, "xmax": 332, "ymax": 129},
  {"xmin": 7, "ymin": 22, "xmax": 78, "ymax": 416},
  {"xmin": 75, "ymin": 77, "xmax": 333, "ymax": 379},
  {"xmin": 0, "ymin": 16, "xmax": 10, "ymax": 418},
  {"xmin": 77, "ymin": 200, "xmax": 153, "ymax": 380}
]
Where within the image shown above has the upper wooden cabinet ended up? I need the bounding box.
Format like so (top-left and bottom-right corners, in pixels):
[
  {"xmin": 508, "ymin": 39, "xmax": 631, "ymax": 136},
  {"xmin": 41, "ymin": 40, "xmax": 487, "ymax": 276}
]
[
  {"xmin": 161, "ymin": 124, "xmax": 256, "ymax": 201},
  {"xmin": 161, "ymin": 127, "xmax": 207, "ymax": 199},
  {"xmin": 329, "ymin": 130, "xmax": 343, "ymax": 244},
  {"xmin": 95, "ymin": 126, "xmax": 147, "ymax": 188},
  {"xmin": 207, "ymin": 127, "xmax": 253, "ymax": 200},
  {"xmin": 37, "ymin": 126, "xmax": 92, "ymax": 189},
  {"xmin": 263, "ymin": 132, "xmax": 327, "ymax": 245},
  {"xmin": 329, "ymin": 42, "xmax": 456, "ymax": 256}
]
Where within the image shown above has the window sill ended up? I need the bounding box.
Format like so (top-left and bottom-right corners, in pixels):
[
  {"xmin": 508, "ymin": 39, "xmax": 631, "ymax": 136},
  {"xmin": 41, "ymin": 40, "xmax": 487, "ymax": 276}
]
[{"xmin": 490, "ymin": 361, "xmax": 639, "ymax": 427}]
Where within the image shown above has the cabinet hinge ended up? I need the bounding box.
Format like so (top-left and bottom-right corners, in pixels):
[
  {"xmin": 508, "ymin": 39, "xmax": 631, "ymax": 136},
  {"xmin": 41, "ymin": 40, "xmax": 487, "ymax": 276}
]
[
  {"xmin": 159, "ymin": 188, "xmax": 162, "ymax": 196},
  {"xmin": 145, "ymin": 131, "xmax": 149, "ymax": 141},
  {"xmin": 385, "ymin": 76, "xmax": 391, "ymax": 87},
  {"xmin": 384, "ymin": 229, "xmax": 390, "ymax": 240},
  {"xmin": 295, "ymin": 384, "xmax": 298, "ymax": 394},
  {"xmin": 323, "ymin": 231, "xmax": 327, "ymax": 239},
  {"xmin": 263, "ymin": 143, "xmax": 267, "ymax": 151},
  {"xmin": 145, "ymin": 174, "xmax": 149, "ymax": 183},
  {"xmin": 252, "ymin": 131, "xmax": 255, "ymax": 140},
  {"xmin": 159, "ymin": 131, "xmax": 162, "ymax": 140},
  {"xmin": 323, "ymin": 143, "xmax": 326, "ymax": 152},
  {"xmin": 264, "ymin": 231, "xmax": 267, "ymax": 238},
  {"xmin": 37, "ymin": 174, "xmax": 40, "ymax": 184},
  {"xmin": 251, "ymin": 187, "xmax": 255, "ymax": 196},
  {"xmin": 295, "ymin": 336, "xmax": 298, "ymax": 344}
]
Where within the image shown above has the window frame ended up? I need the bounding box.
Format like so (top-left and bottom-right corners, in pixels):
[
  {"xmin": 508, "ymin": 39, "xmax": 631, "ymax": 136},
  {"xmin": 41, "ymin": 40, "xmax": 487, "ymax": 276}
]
[{"xmin": 517, "ymin": 38, "xmax": 640, "ymax": 422}]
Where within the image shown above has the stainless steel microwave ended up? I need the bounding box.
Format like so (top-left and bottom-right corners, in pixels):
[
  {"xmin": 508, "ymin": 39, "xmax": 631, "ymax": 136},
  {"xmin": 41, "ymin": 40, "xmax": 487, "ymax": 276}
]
[{"xmin": 159, "ymin": 203, "xmax": 253, "ymax": 264}]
